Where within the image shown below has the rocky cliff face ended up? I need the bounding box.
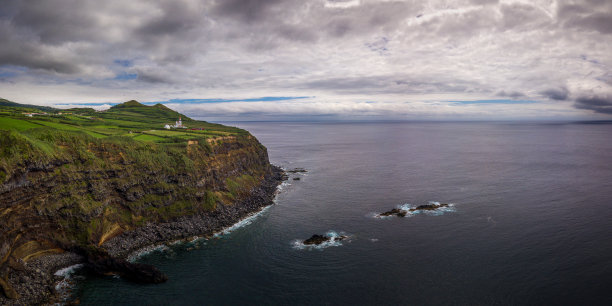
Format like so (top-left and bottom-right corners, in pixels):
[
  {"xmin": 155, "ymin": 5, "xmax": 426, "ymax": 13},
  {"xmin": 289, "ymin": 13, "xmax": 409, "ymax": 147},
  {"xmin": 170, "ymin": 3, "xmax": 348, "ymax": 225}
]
[{"xmin": 0, "ymin": 129, "xmax": 281, "ymax": 303}]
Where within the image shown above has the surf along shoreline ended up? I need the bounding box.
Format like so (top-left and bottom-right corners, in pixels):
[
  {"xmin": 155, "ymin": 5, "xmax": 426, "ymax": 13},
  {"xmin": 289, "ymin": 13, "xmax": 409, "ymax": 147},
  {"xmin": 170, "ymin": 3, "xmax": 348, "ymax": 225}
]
[{"xmin": 2, "ymin": 166, "xmax": 285, "ymax": 305}]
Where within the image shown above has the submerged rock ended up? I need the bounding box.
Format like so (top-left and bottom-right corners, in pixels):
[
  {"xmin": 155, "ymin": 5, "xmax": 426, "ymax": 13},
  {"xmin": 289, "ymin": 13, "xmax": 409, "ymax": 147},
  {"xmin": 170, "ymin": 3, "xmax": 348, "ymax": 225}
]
[
  {"xmin": 293, "ymin": 177, "xmax": 300, "ymax": 181},
  {"xmin": 287, "ymin": 168, "xmax": 307, "ymax": 173},
  {"xmin": 303, "ymin": 234, "xmax": 347, "ymax": 245}
]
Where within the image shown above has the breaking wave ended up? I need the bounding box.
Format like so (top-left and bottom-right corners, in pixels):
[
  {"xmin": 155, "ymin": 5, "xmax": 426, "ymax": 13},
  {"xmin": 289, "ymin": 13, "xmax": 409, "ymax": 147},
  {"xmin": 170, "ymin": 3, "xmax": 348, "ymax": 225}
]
[
  {"xmin": 54, "ymin": 264, "xmax": 85, "ymax": 303},
  {"xmin": 128, "ymin": 244, "xmax": 171, "ymax": 262},
  {"xmin": 400, "ymin": 201, "xmax": 456, "ymax": 216},
  {"xmin": 374, "ymin": 201, "xmax": 457, "ymax": 218},
  {"xmin": 214, "ymin": 205, "xmax": 272, "ymax": 237},
  {"xmin": 276, "ymin": 181, "xmax": 291, "ymax": 192}
]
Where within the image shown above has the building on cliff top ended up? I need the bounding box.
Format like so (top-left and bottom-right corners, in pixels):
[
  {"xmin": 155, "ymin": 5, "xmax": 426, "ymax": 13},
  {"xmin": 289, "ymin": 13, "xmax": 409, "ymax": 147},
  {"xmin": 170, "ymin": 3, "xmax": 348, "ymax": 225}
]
[{"xmin": 165, "ymin": 116, "xmax": 185, "ymax": 129}]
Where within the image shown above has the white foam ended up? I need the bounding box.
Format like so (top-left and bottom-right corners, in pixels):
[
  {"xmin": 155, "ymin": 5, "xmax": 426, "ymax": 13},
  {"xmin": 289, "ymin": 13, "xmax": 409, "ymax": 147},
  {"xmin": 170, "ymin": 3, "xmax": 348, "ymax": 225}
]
[
  {"xmin": 276, "ymin": 181, "xmax": 291, "ymax": 192},
  {"xmin": 405, "ymin": 201, "xmax": 456, "ymax": 216},
  {"xmin": 54, "ymin": 264, "xmax": 85, "ymax": 302},
  {"xmin": 188, "ymin": 236, "xmax": 200, "ymax": 243},
  {"xmin": 372, "ymin": 214, "xmax": 395, "ymax": 219},
  {"xmin": 292, "ymin": 231, "xmax": 350, "ymax": 250},
  {"xmin": 397, "ymin": 203, "xmax": 414, "ymax": 212},
  {"xmin": 128, "ymin": 244, "xmax": 170, "ymax": 262},
  {"xmin": 374, "ymin": 201, "xmax": 457, "ymax": 218},
  {"xmin": 54, "ymin": 264, "xmax": 84, "ymax": 278},
  {"xmin": 214, "ymin": 205, "xmax": 271, "ymax": 237}
]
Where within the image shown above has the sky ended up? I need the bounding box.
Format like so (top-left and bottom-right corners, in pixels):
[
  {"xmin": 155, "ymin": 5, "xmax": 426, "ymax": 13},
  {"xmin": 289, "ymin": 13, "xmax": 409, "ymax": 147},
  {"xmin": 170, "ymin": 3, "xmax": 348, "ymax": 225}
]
[{"xmin": 0, "ymin": 0, "xmax": 611, "ymax": 121}]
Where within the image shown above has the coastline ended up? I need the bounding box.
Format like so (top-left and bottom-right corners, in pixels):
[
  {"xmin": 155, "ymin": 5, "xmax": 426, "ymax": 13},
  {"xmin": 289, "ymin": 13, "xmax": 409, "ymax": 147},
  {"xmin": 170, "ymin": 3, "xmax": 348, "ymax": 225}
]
[
  {"xmin": 1, "ymin": 165, "xmax": 284, "ymax": 305},
  {"xmin": 103, "ymin": 165, "xmax": 284, "ymax": 258}
]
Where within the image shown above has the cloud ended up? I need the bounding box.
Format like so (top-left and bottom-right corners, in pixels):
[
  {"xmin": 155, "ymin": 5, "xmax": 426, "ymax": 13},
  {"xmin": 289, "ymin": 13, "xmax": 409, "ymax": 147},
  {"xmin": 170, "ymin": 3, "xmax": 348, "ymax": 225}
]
[
  {"xmin": 135, "ymin": 69, "xmax": 173, "ymax": 84},
  {"xmin": 497, "ymin": 90, "xmax": 526, "ymax": 99},
  {"xmin": 0, "ymin": 21, "xmax": 81, "ymax": 73},
  {"xmin": 558, "ymin": 1, "xmax": 612, "ymax": 34},
  {"xmin": 0, "ymin": 0, "xmax": 611, "ymax": 119},
  {"xmin": 575, "ymin": 94, "xmax": 612, "ymax": 114},
  {"xmin": 212, "ymin": 0, "xmax": 284, "ymax": 24},
  {"xmin": 541, "ymin": 87, "xmax": 569, "ymax": 101}
]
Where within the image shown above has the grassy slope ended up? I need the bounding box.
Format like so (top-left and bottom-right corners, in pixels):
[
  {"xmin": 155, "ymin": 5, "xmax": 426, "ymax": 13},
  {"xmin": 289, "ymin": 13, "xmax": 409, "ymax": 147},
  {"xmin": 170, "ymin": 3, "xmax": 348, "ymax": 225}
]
[
  {"xmin": 0, "ymin": 99, "xmax": 267, "ymax": 245},
  {"xmin": 0, "ymin": 99, "xmax": 244, "ymax": 143}
]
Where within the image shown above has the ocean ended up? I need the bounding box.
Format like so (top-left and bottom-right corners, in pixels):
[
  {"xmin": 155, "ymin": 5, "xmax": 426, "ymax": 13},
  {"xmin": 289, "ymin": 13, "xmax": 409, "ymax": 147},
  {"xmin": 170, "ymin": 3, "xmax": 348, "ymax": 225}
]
[{"xmin": 72, "ymin": 121, "xmax": 612, "ymax": 305}]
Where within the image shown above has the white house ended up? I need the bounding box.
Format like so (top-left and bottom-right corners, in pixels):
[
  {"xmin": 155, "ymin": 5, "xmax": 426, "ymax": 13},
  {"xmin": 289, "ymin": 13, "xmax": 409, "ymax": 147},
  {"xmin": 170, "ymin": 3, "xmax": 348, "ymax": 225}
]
[{"xmin": 164, "ymin": 116, "xmax": 185, "ymax": 129}]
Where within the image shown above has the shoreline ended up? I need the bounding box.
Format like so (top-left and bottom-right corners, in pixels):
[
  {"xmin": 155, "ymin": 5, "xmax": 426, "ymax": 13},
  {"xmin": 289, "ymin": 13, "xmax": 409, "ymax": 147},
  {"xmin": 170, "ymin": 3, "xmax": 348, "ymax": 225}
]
[
  {"xmin": 126, "ymin": 201, "xmax": 275, "ymax": 263},
  {"xmin": 2, "ymin": 165, "xmax": 284, "ymax": 305}
]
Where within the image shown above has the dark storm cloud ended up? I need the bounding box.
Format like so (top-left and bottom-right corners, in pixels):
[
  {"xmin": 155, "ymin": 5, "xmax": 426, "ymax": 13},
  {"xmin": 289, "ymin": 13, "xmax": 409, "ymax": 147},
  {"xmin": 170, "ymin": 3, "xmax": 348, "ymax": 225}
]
[
  {"xmin": 136, "ymin": 69, "xmax": 172, "ymax": 84},
  {"xmin": 558, "ymin": 1, "xmax": 612, "ymax": 34},
  {"xmin": 0, "ymin": 22, "xmax": 80, "ymax": 73},
  {"xmin": 574, "ymin": 94, "xmax": 612, "ymax": 114},
  {"xmin": 541, "ymin": 87, "xmax": 569, "ymax": 101},
  {"xmin": 10, "ymin": 0, "xmax": 96, "ymax": 44}
]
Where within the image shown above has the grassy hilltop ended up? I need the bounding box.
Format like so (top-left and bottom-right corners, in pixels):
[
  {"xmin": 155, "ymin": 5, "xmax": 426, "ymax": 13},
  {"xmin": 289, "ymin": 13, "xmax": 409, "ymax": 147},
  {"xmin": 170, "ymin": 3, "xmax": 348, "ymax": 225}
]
[{"xmin": 0, "ymin": 98, "xmax": 244, "ymax": 141}]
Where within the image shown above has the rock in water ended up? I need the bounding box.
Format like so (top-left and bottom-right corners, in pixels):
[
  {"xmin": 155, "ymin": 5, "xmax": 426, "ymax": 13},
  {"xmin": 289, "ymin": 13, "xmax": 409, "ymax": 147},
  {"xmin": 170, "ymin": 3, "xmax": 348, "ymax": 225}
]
[
  {"xmin": 379, "ymin": 203, "xmax": 450, "ymax": 217},
  {"xmin": 84, "ymin": 249, "xmax": 167, "ymax": 283},
  {"xmin": 303, "ymin": 235, "xmax": 329, "ymax": 245},
  {"xmin": 409, "ymin": 203, "xmax": 449, "ymax": 212},
  {"xmin": 379, "ymin": 208, "xmax": 407, "ymax": 217},
  {"xmin": 303, "ymin": 234, "xmax": 347, "ymax": 245}
]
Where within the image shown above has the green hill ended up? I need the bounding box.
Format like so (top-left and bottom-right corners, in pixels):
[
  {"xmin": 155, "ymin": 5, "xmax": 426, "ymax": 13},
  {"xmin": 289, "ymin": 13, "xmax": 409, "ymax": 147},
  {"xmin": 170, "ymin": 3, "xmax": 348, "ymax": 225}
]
[
  {"xmin": 0, "ymin": 98, "xmax": 57, "ymax": 113},
  {"xmin": 0, "ymin": 99, "xmax": 245, "ymax": 142}
]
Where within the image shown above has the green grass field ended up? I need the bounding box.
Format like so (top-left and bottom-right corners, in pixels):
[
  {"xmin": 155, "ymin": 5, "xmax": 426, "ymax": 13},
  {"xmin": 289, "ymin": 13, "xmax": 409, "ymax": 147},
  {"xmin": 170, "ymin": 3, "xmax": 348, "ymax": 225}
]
[
  {"xmin": 0, "ymin": 99, "xmax": 245, "ymax": 144},
  {"xmin": 133, "ymin": 134, "xmax": 166, "ymax": 142},
  {"xmin": 0, "ymin": 117, "xmax": 44, "ymax": 131}
]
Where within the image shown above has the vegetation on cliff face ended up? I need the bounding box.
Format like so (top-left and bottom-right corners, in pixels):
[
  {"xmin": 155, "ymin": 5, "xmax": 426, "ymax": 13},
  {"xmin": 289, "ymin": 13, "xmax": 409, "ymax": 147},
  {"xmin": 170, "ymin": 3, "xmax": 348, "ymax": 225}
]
[{"xmin": 0, "ymin": 99, "xmax": 275, "ymax": 299}]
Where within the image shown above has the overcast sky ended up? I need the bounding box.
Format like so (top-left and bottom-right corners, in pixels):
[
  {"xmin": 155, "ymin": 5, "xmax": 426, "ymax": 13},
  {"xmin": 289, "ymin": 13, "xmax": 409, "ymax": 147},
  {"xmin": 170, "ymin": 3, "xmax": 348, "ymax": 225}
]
[{"xmin": 1, "ymin": 0, "xmax": 611, "ymax": 120}]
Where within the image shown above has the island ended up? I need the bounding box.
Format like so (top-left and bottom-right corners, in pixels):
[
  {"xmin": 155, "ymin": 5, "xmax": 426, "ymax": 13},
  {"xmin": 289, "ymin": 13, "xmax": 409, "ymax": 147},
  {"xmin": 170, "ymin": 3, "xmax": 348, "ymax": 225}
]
[{"xmin": 0, "ymin": 99, "xmax": 283, "ymax": 304}]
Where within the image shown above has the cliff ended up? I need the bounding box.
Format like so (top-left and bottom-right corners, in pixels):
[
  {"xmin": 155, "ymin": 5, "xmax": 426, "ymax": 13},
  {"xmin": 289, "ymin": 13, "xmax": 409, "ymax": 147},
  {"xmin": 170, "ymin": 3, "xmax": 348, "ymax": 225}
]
[{"xmin": 0, "ymin": 100, "xmax": 282, "ymax": 304}]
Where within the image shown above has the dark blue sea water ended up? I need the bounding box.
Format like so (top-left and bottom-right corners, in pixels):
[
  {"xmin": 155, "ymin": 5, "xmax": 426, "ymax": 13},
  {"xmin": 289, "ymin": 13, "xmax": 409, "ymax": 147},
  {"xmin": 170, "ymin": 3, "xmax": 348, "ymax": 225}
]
[{"xmin": 73, "ymin": 122, "xmax": 612, "ymax": 305}]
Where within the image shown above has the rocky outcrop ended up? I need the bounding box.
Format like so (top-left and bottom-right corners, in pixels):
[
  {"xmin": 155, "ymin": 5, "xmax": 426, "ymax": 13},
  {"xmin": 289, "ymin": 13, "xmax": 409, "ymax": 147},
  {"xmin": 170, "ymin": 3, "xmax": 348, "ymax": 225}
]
[
  {"xmin": 378, "ymin": 203, "xmax": 450, "ymax": 218},
  {"xmin": 303, "ymin": 234, "xmax": 348, "ymax": 245},
  {"xmin": 81, "ymin": 248, "xmax": 167, "ymax": 283},
  {"xmin": 411, "ymin": 203, "xmax": 449, "ymax": 211},
  {"xmin": 379, "ymin": 208, "xmax": 407, "ymax": 217}
]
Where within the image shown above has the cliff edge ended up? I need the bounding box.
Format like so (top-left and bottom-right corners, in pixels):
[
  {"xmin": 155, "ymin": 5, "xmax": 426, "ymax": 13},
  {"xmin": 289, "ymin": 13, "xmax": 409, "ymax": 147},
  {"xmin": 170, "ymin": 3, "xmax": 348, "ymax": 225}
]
[{"xmin": 0, "ymin": 100, "xmax": 283, "ymax": 304}]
